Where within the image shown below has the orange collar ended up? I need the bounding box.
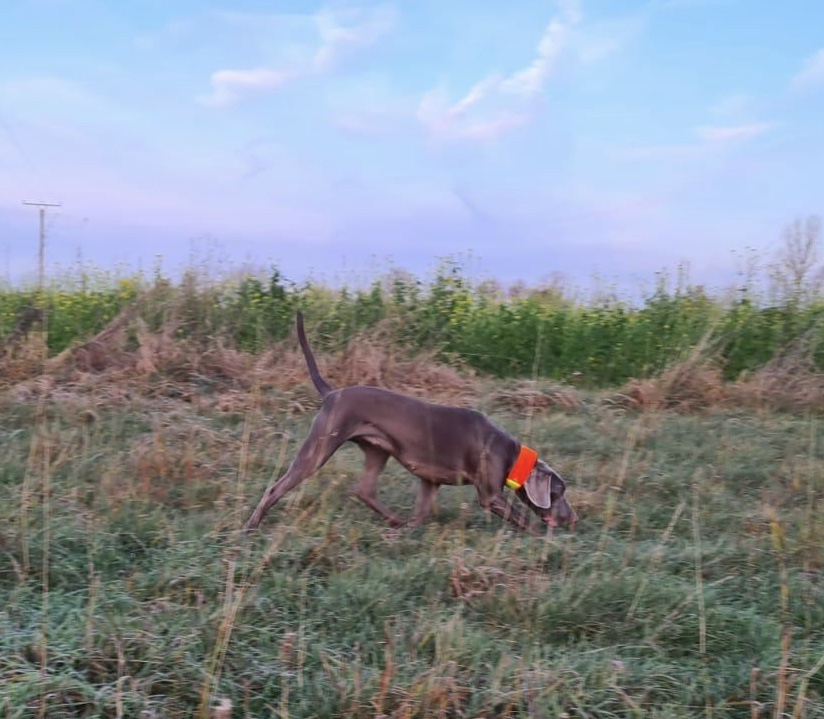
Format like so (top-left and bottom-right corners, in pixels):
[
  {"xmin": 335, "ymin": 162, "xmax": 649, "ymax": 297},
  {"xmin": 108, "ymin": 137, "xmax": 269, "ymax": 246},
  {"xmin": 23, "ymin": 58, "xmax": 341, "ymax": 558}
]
[{"xmin": 505, "ymin": 444, "xmax": 538, "ymax": 490}]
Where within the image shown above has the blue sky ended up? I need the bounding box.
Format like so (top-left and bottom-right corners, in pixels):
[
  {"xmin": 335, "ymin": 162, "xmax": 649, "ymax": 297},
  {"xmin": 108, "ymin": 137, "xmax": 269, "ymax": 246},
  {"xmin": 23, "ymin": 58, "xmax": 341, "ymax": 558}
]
[{"xmin": 1, "ymin": 0, "xmax": 823, "ymax": 293}]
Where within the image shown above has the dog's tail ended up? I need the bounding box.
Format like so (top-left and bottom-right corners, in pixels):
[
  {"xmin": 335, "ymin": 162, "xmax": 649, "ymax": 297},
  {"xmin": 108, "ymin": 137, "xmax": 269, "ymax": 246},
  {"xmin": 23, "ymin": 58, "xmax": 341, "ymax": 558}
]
[{"xmin": 296, "ymin": 311, "xmax": 334, "ymax": 398}]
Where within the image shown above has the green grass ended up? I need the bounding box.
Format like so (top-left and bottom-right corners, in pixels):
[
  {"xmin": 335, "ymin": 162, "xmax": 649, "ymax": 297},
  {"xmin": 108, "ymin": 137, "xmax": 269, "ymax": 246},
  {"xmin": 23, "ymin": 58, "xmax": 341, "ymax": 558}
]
[{"xmin": 2, "ymin": 384, "xmax": 824, "ymax": 718}]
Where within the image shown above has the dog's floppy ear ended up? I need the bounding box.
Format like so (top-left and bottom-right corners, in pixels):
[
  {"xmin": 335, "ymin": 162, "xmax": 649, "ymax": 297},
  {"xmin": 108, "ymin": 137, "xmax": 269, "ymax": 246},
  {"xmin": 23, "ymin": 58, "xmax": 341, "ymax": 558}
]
[{"xmin": 523, "ymin": 460, "xmax": 553, "ymax": 509}]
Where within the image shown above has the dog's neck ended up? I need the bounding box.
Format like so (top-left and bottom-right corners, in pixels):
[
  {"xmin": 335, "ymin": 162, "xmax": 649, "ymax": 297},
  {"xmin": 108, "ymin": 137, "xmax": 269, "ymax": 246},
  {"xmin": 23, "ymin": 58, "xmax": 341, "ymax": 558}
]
[{"xmin": 505, "ymin": 445, "xmax": 538, "ymax": 490}]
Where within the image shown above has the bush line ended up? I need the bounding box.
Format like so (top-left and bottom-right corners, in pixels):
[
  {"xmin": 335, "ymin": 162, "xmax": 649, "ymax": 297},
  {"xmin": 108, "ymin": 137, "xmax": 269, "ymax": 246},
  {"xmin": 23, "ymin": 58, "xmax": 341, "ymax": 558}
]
[{"xmin": 2, "ymin": 260, "xmax": 824, "ymax": 387}]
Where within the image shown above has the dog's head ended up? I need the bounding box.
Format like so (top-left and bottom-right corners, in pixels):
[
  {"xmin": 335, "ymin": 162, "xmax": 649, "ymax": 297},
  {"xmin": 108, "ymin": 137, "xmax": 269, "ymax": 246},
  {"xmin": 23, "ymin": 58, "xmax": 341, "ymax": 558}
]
[{"xmin": 515, "ymin": 459, "xmax": 577, "ymax": 528}]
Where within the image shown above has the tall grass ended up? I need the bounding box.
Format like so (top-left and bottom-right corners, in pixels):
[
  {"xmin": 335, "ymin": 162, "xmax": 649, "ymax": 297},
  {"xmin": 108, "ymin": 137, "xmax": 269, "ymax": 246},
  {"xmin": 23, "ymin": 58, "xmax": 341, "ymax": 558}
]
[{"xmin": 3, "ymin": 259, "xmax": 824, "ymax": 387}]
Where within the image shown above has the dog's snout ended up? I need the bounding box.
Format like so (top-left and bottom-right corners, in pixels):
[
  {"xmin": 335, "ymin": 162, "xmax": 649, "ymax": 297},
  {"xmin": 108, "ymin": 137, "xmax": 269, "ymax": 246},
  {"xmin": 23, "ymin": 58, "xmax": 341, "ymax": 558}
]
[{"xmin": 552, "ymin": 497, "xmax": 578, "ymax": 528}]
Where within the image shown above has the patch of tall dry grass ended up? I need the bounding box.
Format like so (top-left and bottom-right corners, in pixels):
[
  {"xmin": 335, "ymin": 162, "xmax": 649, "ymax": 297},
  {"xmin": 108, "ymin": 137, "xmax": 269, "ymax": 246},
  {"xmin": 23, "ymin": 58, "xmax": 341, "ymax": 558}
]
[
  {"xmin": 1, "ymin": 304, "xmax": 479, "ymax": 413},
  {"xmin": 612, "ymin": 348, "xmax": 824, "ymax": 414},
  {"xmin": 4, "ymin": 299, "xmax": 824, "ymax": 416}
]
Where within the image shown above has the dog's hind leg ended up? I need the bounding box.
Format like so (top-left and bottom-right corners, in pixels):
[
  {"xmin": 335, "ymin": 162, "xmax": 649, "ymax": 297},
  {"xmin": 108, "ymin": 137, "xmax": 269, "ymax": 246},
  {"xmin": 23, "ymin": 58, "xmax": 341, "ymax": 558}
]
[{"xmin": 244, "ymin": 413, "xmax": 347, "ymax": 530}]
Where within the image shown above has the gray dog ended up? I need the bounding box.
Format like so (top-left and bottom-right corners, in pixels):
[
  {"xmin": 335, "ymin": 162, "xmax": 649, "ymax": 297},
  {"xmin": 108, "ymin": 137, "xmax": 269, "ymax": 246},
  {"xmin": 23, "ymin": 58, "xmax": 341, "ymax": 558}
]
[{"xmin": 244, "ymin": 312, "xmax": 577, "ymax": 533}]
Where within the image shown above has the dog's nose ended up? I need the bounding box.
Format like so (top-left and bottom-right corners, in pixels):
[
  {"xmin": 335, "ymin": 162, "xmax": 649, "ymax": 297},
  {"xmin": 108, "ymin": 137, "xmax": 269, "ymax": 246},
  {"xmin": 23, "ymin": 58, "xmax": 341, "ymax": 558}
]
[{"xmin": 568, "ymin": 508, "xmax": 579, "ymax": 527}]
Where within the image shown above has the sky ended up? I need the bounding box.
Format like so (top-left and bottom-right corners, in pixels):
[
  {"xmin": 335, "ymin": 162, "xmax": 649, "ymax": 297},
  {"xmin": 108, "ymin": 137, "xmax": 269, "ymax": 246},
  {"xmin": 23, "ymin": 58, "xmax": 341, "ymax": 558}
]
[{"xmin": 1, "ymin": 0, "xmax": 823, "ymax": 295}]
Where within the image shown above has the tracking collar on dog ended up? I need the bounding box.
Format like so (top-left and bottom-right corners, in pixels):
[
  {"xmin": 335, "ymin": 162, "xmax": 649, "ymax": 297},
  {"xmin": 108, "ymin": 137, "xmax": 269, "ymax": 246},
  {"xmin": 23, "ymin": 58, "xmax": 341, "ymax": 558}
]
[{"xmin": 505, "ymin": 445, "xmax": 538, "ymax": 491}]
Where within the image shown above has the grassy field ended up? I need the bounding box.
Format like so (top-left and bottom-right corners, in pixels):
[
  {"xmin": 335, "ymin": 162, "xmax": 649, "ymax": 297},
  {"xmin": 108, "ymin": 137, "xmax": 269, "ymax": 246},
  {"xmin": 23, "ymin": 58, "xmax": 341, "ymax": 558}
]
[
  {"xmin": 1, "ymin": 254, "xmax": 824, "ymax": 717},
  {"xmin": 1, "ymin": 374, "xmax": 824, "ymax": 718}
]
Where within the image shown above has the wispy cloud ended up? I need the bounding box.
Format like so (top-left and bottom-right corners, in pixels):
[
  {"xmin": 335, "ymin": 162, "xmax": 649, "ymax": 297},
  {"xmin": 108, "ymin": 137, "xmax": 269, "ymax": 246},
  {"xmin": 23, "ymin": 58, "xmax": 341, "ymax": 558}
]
[
  {"xmin": 198, "ymin": 68, "xmax": 294, "ymax": 108},
  {"xmin": 414, "ymin": 0, "xmax": 642, "ymax": 143},
  {"xmin": 695, "ymin": 122, "xmax": 773, "ymax": 143},
  {"xmin": 569, "ymin": 11, "xmax": 647, "ymax": 66},
  {"xmin": 791, "ymin": 48, "xmax": 824, "ymax": 91},
  {"xmin": 417, "ymin": 95, "xmax": 531, "ymax": 142},
  {"xmin": 614, "ymin": 121, "xmax": 773, "ymax": 162},
  {"xmin": 417, "ymin": 0, "xmax": 582, "ymax": 142},
  {"xmin": 499, "ymin": 1, "xmax": 580, "ymax": 97},
  {"xmin": 313, "ymin": 3, "xmax": 397, "ymax": 72},
  {"xmin": 199, "ymin": 3, "xmax": 396, "ymax": 108}
]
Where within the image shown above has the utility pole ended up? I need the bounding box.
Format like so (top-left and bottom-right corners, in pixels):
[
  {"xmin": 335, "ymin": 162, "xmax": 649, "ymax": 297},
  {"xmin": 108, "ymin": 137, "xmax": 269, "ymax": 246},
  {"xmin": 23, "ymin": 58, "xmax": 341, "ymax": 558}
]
[
  {"xmin": 22, "ymin": 200, "xmax": 61, "ymax": 290},
  {"xmin": 22, "ymin": 200, "xmax": 61, "ymax": 361}
]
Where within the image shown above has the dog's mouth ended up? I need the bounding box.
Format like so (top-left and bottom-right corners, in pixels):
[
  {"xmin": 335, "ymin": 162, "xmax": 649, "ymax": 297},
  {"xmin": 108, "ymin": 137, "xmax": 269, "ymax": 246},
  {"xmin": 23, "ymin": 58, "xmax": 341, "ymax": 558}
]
[{"xmin": 541, "ymin": 511, "xmax": 578, "ymax": 529}]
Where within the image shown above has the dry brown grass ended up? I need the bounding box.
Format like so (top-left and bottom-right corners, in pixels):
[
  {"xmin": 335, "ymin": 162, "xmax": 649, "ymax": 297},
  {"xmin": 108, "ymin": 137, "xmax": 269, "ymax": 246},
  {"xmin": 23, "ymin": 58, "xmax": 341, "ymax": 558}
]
[
  {"xmin": 5, "ymin": 300, "xmax": 824, "ymax": 418},
  {"xmin": 728, "ymin": 342, "xmax": 824, "ymax": 412},
  {"xmin": 487, "ymin": 381, "xmax": 583, "ymax": 413},
  {"xmin": 612, "ymin": 359, "xmax": 727, "ymax": 413},
  {"xmin": 609, "ymin": 333, "xmax": 824, "ymax": 415},
  {"xmin": 0, "ymin": 307, "xmax": 481, "ymax": 414},
  {"xmin": 0, "ymin": 305, "xmax": 43, "ymax": 346},
  {"xmin": 264, "ymin": 337, "xmax": 479, "ymax": 407},
  {"xmin": 0, "ymin": 333, "xmax": 48, "ymax": 383}
]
